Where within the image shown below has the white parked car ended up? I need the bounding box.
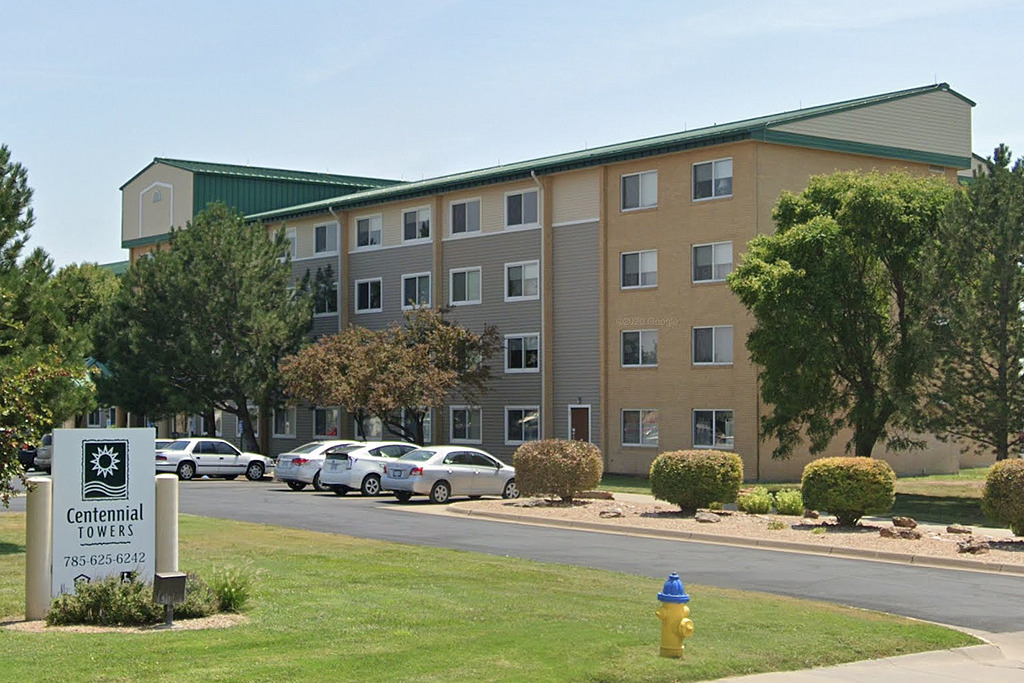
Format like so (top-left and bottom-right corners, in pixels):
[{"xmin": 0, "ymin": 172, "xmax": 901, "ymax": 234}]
[
  {"xmin": 319, "ymin": 441, "xmax": 419, "ymax": 496},
  {"xmin": 382, "ymin": 445, "xmax": 518, "ymax": 504},
  {"xmin": 155, "ymin": 438, "xmax": 273, "ymax": 481},
  {"xmin": 274, "ymin": 440, "xmax": 358, "ymax": 491}
]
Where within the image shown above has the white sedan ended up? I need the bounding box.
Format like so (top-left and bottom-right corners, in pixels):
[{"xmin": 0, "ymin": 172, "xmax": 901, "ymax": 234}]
[
  {"xmin": 382, "ymin": 446, "xmax": 519, "ymax": 504},
  {"xmin": 155, "ymin": 438, "xmax": 274, "ymax": 481},
  {"xmin": 274, "ymin": 440, "xmax": 358, "ymax": 491},
  {"xmin": 319, "ymin": 441, "xmax": 419, "ymax": 496}
]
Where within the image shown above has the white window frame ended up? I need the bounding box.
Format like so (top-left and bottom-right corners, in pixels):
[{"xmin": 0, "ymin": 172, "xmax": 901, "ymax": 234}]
[
  {"xmin": 354, "ymin": 277, "xmax": 383, "ymax": 314},
  {"xmin": 504, "ymin": 333, "xmax": 540, "ymax": 373},
  {"xmin": 353, "ymin": 415, "xmax": 383, "ymax": 441},
  {"xmin": 449, "ymin": 198, "xmax": 481, "ymax": 236},
  {"xmin": 282, "ymin": 227, "xmax": 297, "ymax": 262},
  {"xmin": 449, "ymin": 267, "xmax": 482, "ymax": 306},
  {"xmin": 622, "ymin": 408, "xmax": 658, "ymax": 447},
  {"xmin": 504, "ymin": 189, "xmax": 540, "ymax": 229},
  {"xmin": 402, "ymin": 206, "xmax": 431, "ymax": 243},
  {"xmin": 449, "ymin": 405, "xmax": 483, "ymax": 444},
  {"xmin": 505, "ymin": 406, "xmax": 541, "ymax": 445},
  {"xmin": 314, "ymin": 276, "xmax": 339, "ymax": 317},
  {"xmin": 313, "ymin": 406, "xmax": 341, "ymax": 438},
  {"xmin": 237, "ymin": 406, "xmax": 259, "ymax": 439},
  {"xmin": 693, "ymin": 409, "xmax": 735, "ymax": 449},
  {"xmin": 401, "ymin": 272, "xmax": 432, "ymax": 310},
  {"xmin": 692, "ymin": 325, "xmax": 733, "ymax": 365},
  {"xmin": 314, "ymin": 222, "xmax": 339, "ymax": 255},
  {"xmin": 692, "ymin": 241, "xmax": 733, "ymax": 283},
  {"xmin": 401, "ymin": 407, "xmax": 433, "ymax": 445},
  {"xmin": 355, "ymin": 214, "xmax": 383, "ymax": 250},
  {"xmin": 621, "ymin": 170, "xmax": 658, "ymax": 211},
  {"xmin": 620, "ymin": 249, "xmax": 658, "ymax": 289},
  {"xmin": 621, "ymin": 329, "xmax": 658, "ymax": 368},
  {"xmin": 272, "ymin": 406, "xmax": 297, "ymax": 439},
  {"xmin": 692, "ymin": 157, "xmax": 733, "ymax": 201},
  {"xmin": 504, "ymin": 260, "xmax": 539, "ymax": 302}
]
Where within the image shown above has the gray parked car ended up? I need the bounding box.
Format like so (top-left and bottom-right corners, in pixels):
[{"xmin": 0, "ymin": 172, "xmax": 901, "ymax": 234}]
[
  {"xmin": 382, "ymin": 445, "xmax": 519, "ymax": 504},
  {"xmin": 33, "ymin": 433, "xmax": 53, "ymax": 473}
]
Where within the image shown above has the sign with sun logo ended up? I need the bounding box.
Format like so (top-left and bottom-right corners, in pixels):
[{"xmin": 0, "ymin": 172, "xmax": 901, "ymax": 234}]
[{"xmin": 82, "ymin": 440, "xmax": 129, "ymax": 500}]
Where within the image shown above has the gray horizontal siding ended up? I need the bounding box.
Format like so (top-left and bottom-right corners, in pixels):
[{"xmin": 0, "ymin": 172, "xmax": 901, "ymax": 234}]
[{"xmin": 348, "ymin": 244, "xmax": 433, "ymax": 331}]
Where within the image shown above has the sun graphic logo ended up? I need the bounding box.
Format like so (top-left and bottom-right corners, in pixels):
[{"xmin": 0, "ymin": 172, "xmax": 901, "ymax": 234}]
[{"xmin": 82, "ymin": 440, "xmax": 129, "ymax": 500}]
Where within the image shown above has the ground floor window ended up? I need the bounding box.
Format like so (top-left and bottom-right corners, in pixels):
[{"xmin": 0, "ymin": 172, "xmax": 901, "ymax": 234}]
[
  {"xmin": 450, "ymin": 406, "xmax": 482, "ymax": 443},
  {"xmin": 314, "ymin": 407, "xmax": 341, "ymax": 437},
  {"xmin": 273, "ymin": 407, "xmax": 296, "ymax": 438},
  {"xmin": 505, "ymin": 407, "xmax": 540, "ymax": 444},
  {"xmin": 622, "ymin": 409, "xmax": 658, "ymax": 446},
  {"xmin": 693, "ymin": 409, "xmax": 733, "ymax": 448}
]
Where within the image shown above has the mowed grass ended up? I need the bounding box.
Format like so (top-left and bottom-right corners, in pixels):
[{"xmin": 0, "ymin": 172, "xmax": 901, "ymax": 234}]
[
  {"xmin": 602, "ymin": 467, "xmax": 998, "ymax": 527},
  {"xmin": 0, "ymin": 513, "xmax": 976, "ymax": 682}
]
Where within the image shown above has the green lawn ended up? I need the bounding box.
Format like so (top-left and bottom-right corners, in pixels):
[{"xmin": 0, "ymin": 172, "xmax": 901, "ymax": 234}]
[{"xmin": 0, "ymin": 513, "xmax": 976, "ymax": 682}]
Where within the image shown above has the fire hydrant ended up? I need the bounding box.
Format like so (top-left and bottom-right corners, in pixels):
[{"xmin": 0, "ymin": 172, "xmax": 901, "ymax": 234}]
[{"xmin": 655, "ymin": 573, "xmax": 694, "ymax": 658}]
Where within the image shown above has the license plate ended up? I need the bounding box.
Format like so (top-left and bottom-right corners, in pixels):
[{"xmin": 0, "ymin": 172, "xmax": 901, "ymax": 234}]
[
  {"xmin": 390, "ymin": 470, "xmax": 404, "ymax": 479},
  {"xmin": 326, "ymin": 461, "xmax": 337, "ymax": 471}
]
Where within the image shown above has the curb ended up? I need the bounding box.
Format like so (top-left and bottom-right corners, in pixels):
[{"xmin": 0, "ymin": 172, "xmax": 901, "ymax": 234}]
[{"xmin": 448, "ymin": 505, "xmax": 1024, "ymax": 577}]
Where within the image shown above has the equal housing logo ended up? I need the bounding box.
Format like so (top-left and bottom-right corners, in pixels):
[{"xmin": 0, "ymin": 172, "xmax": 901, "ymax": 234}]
[{"xmin": 81, "ymin": 440, "xmax": 129, "ymax": 500}]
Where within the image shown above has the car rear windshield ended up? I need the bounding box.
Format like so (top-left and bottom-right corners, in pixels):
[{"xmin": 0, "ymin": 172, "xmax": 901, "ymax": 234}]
[
  {"xmin": 398, "ymin": 449, "xmax": 435, "ymax": 462},
  {"xmin": 288, "ymin": 442, "xmax": 329, "ymax": 455},
  {"xmin": 325, "ymin": 446, "xmax": 363, "ymax": 460},
  {"xmin": 164, "ymin": 441, "xmax": 191, "ymax": 451}
]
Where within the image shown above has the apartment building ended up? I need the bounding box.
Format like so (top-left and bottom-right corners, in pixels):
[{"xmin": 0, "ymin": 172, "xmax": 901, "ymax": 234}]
[{"xmin": 121, "ymin": 83, "xmax": 975, "ymax": 480}]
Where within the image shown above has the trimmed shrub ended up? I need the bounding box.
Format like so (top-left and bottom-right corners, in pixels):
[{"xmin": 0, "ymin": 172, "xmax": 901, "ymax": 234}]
[
  {"xmin": 513, "ymin": 439, "xmax": 604, "ymax": 503},
  {"xmin": 209, "ymin": 566, "xmax": 254, "ymax": 613},
  {"xmin": 773, "ymin": 488, "xmax": 804, "ymax": 516},
  {"xmin": 801, "ymin": 457, "xmax": 895, "ymax": 526},
  {"xmin": 736, "ymin": 486, "xmax": 773, "ymax": 514},
  {"xmin": 47, "ymin": 576, "xmax": 161, "ymax": 626},
  {"xmin": 649, "ymin": 450, "xmax": 743, "ymax": 513},
  {"xmin": 176, "ymin": 572, "xmax": 219, "ymax": 619},
  {"xmin": 982, "ymin": 459, "xmax": 1024, "ymax": 536}
]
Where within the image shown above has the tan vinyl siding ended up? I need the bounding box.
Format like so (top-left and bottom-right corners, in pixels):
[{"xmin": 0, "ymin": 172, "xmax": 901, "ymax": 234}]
[
  {"xmin": 348, "ymin": 198, "xmax": 436, "ymax": 251},
  {"xmin": 552, "ymin": 169, "xmax": 600, "ymax": 225},
  {"xmin": 121, "ymin": 162, "xmax": 194, "ymax": 242},
  {"xmin": 772, "ymin": 90, "xmax": 972, "ymax": 159}
]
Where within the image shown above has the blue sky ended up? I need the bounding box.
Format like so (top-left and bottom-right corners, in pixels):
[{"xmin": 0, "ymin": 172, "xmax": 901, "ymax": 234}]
[{"xmin": 2, "ymin": 0, "xmax": 1021, "ymax": 267}]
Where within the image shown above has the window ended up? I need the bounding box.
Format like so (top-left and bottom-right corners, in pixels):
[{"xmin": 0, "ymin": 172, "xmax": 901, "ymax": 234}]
[
  {"xmin": 315, "ymin": 223, "xmax": 338, "ymax": 254},
  {"xmin": 450, "ymin": 406, "xmax": 482, "ymax": 443},
  {"xmin": 693, "ymin": 326, "xmax": 733, "ymax": 365},
  {"xmin": 283, "ymin": 228, "xmax": 297, "ymax": 261},
  {"xmin": 314, "ymin": 407, "xmax": 340, "ymax": 437},
  {"xmin": 356, "ymin": 214, "xmax": 382, "ymax": 249},
  {"xmin": 450, "ymin": 267, "xmax": 481, "ymax": 306},
  {"xmin": 314, "ymin": 266, "xmax": 338, "ymax": 315},
  {"xmin": 273, "ymin": 407, "xmax": 296, "ymax": 438},
  {"xmin": 353, "ymin": 415, "xmax": 383, "ymax": 440},
  {"xmin": 401, "ymin": 272, "xmax": 431, "ymax": 309},
  {"xmin": 694, "ymin": 409, "xmax": 734, "ymax": 448},
  {"xmin": 621, "ymin": 250, "xmax": 657, "ymax": 288},
  {"xmin": 622, "ymin": 409, "xmax": 658, "ymax": 446},
  {"xmin": 88, "ymin": 408, "xmax": 114, "ymax": 428},
  {"xmin": 403, "ymin": 207, "xmax": 431, "ymax": 242},
  {"xmin": 505, "ymin": 260, "xmax": 539, "ymax": 301},
  {"xmin": 450, "ymin": 199, "xmax": 481, "ymax": 235},
  {"xmin": 621, "ymin": 330, "xmax": 658, "ymax": 367},
  {"xmin": 506, "ymin": 407, "xmax": 540, "ymax": 444},
  {"xmin": 505, "ymin": 189, "xmax": 539, "ymax": 228},
  {"xmin": 355, "ymin": 278, "xmax": 383, "ymax": 313},
  {"xmin": 692, "ymin": 241, "xmax": 733, "ymax": 282},
  {"xmin": 693, "ymin": 158, "xmax": 733, "ymax": 200},
  {"xmin": 237, "ymin": 406, "xmax": 259, "ymax": 438},
  {"xmin": 401, "ymin": 408, "xmax": 432, "ymax": 444},
  {"xmin": 505, "ymin": 334, "xmax": 540, "ymax": 372},
  {"xmin": 621, "ymin": 170, "xmax": 657, "ymax": 210}
]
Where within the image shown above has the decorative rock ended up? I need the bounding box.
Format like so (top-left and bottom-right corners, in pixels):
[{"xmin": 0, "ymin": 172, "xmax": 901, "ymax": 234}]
[
  {"xmin": 712, "ymin": 509, "xmax": 735, "ymax": 517},
  {"xmin": 947, "ymin": 524, "xmax": 973, "ymax": 534},
  {"xmin": 956, "ymin": 537, "xmax": 990, "ymax": 554},
  {"xmin": 879, "ymin": 527, "xmax": 923, "ymax": 540},
  {"xmin": 580, "ymin": 490, "xmax": 615, "ymax": 500},
  {"xmin": 695, "ymin": 511, "xmax": 722, "ymax": 523},
  {"xmin": 892, "ymin": 516, "xmax": 918, "ymax": 529},
  {"xmin": 599, "ymin": 508, "xmax": 623, "ymax": 518},
  {"xmin": 803, "ymin": 510, "xmax": 820, "ymax": 519}
]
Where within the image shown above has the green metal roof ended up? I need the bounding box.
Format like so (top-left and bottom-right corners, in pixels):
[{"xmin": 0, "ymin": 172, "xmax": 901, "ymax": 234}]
[
  {"xmin": 249, "ymin": 83, "xmax": 975, "ymax": 223},
  {"xmin": 98, "ymin": 260, "xmax": 130, "ymax": 276},
  {"xmin": 120, "ymin": 158, "xmax": 401, "ymax": 191}
]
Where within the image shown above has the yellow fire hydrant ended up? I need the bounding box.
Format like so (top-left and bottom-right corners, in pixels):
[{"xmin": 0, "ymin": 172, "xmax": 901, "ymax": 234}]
[{"xmin": 655, "ymin": 573, "xmax": 694, "ymax": 658}]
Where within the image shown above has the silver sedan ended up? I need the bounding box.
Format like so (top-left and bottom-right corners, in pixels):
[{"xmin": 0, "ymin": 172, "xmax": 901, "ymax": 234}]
[{"xmin": 382, "ymin": 445, "xmax": 519, "ymax": 504}]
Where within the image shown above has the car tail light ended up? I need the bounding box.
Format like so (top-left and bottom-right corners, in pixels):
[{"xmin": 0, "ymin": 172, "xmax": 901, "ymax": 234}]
[
  {"xmin": 382, "ymin": 464, "xmax": 387, "ymax": 473},
  {"xmin": 346, "ymin": 458, "xmax": 355, "ymax": 469},
  {"xmin": 156, "ymin": 455, "xmax": 167, "ymax": 461},
  {"xmin": 291, "ymin": 458, "xmax": 310, "ymax": 466},
  {"xmin": 410, "ymin": 466, "xmax": 423, "ymax": 476}
]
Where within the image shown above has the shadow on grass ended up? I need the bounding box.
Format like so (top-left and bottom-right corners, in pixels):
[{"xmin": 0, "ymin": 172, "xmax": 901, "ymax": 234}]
[
  {"xmin": 891, "ymin": 493, "xmax": 989, "ymax": 527},
  {"xmin": 0, "ymin": 541, "xmax": 24, "ymax": 555}
]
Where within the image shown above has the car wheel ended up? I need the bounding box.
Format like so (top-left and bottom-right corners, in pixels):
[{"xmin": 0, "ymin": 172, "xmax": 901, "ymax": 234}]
[
  {"xmin": 312, "ymin": 471, "xmax": 328, "ymax": 492},
  {"xmin": 177, "ymin": 462, "xmax": 196, "ymax": 481},
  {"xmin": 286, "ymin": 480, "xmax": 306, "ymax": 491},
  {"xmin": 360, "ymin": 474, "xmax": 382, "ymax": 496},
  {"xmin": 502, "ymin": 479, "xmax": 519, "ymax": 499},
  {"xmin": 429, "ymin": 480, "xmax": 451, "ymax": 504},
  {"xmin": 245, "ymin": 461, "xmax": 265, "ymax": 481},
  {"xmin": 331, "ymin": 485, "xmax": 348, "ymax": 496},
  {"xmin": 395, "ymin": 491, "xmax": 413, "ymax": 503}
]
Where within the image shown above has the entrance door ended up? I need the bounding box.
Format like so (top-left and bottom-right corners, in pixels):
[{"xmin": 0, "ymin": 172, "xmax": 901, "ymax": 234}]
[{"xmin": 569, "ymin": 406, "xmax": 591, "ymax": 442}]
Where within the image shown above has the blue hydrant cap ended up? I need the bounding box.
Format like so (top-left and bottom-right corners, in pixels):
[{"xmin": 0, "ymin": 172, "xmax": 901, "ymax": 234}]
[{"xmin": 658, "ymin": 573, "xmax": 690, "ymax": 603}]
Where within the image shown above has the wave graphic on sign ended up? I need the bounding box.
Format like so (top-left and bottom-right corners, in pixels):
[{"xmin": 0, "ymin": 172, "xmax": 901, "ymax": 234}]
[{"xmin": 83, "ymin": 480, "xmax": 128, "ymax": 497}]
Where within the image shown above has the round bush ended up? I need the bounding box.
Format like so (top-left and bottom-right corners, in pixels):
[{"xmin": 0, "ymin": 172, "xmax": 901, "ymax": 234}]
[
  {"xmin": 649, "ymin": 450, "xmax": 743, "ymax": 513},
  {"xmin": 773, "ymin": 488, "xmax": 804, "ymax": 516},
  {"xmin": 982, "ymin": 459, "xmax": 1024, "ymax": 536},
  {"xmin": 801, "ymin": 457, "xmax": 895, "ymax": 526},
  {"xmin": 512, "ymin": 439, "xmax": 603, "ymax": 503},
  {"xmin": 736, "ymin": 486, "xmax": 773, "ymax": 514}
]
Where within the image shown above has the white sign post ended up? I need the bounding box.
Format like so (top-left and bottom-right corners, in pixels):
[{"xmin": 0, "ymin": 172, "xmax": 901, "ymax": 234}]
[{"xmin": 50, "ymin": 428, "xmax": 155, "ymax": 597}]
